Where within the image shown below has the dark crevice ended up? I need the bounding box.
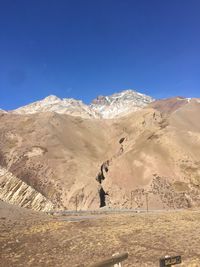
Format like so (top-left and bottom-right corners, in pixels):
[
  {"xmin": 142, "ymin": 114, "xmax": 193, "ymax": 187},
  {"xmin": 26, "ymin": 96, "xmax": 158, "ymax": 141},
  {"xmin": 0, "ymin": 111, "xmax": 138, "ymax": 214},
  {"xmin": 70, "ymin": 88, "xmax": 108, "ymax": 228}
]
[
  {"xmin": 95, "ymin": 136, "xmax": 128, "ymax": 208},
  {"xmin": 96, "ymin": 160, "xmax": 109, "ymax": 184},
  {"xmin": 119, "ymin": 137, "xmax": 125, "ymax": 144},
  {"xmin": 96, "ymin": 160, "xmax": 110, "ymax": 207},
  {"xmin": 96, "ymin": 171, "xmax": 104, "ymax": 184},
  {"xmin": 99, "ymin": 186, "xmax": 109, "ymax": 208}
]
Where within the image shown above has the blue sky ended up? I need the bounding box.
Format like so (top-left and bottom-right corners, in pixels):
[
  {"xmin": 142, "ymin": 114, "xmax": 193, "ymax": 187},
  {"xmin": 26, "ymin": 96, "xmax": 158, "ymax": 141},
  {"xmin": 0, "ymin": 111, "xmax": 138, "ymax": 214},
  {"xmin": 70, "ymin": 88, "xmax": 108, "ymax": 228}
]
[{"xmin": 0, "ymin": 0, "xmax": 200, "ymax": 110}]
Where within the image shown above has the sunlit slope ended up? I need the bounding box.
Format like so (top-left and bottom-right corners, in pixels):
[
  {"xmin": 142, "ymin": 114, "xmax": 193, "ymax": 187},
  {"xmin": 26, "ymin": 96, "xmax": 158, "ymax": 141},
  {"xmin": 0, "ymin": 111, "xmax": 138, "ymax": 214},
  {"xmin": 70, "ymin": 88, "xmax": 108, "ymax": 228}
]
[
  {"xmin": 1, "ymin": 98, "xmax": 200, "ymax": 210},
  {"xmin": 103, "ymin": 98, "xmax": 200, "ymax": 209},
  {"xmin": 0, "ymin": 112, "xmax": 117, "ymax": 210}
]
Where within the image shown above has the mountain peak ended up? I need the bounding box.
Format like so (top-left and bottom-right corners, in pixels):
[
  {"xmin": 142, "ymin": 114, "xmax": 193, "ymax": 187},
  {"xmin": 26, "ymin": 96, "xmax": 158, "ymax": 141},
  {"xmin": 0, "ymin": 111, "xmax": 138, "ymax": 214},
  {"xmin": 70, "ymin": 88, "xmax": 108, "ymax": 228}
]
[
  {"xmin": 11, "ymin": 89, "xmax": 154, "ymax": 118},
  {"xmin": 43, "ymin": 95, "xmax": 61, "ymax": 103},
  {"xmin": 90, "ymin": 89, "xmax": 154, "ymax": 118}
]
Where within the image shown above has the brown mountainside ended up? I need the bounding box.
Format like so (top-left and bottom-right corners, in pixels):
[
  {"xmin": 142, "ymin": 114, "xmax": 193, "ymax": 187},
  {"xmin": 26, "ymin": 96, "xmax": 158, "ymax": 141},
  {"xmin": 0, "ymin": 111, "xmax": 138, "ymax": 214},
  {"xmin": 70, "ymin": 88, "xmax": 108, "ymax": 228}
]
[{"xmin": 1, "ymin": 97, "xmax": 200, "ymax": 211}]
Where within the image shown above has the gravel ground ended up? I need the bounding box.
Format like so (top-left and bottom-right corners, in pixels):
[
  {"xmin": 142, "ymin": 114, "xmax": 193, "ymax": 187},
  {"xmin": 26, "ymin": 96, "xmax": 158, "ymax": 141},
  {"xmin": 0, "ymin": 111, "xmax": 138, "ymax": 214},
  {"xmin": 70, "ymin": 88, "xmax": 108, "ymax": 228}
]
[{"xmin": 1, "ymin": 202, "xmax": 200, "ymax": 266}]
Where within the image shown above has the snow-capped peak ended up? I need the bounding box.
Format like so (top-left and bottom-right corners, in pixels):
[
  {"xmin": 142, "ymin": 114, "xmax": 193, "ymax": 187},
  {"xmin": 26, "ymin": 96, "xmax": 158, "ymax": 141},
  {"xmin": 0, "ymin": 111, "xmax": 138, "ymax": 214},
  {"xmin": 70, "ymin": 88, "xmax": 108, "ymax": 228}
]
[
  {"xmin": 10, "ymin": 89, "xmax": 154, "ymax": 119},
  {"xmin": 90, "ymin": 89, "xmax": 154, "ymax": 118},
  {"xmin": 12, "ymin": 95, "xmax": 99, "ymax": 118},
  {"xmin": 43, "ymin": 95, "xmax": 61, "ymax": 103}
]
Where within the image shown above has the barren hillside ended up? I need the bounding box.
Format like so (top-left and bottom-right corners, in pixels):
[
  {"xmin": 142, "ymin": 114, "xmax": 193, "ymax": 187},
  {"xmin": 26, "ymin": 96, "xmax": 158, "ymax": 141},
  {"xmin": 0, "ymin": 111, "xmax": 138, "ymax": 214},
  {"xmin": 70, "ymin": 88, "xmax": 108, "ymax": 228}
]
[
  {"xmin": 1, "ymin": 96, "xmax": 200, "ymax": 211},
  {"xmin": 102, "ymin": 98, "xmax": 200, "ymax": 209}
]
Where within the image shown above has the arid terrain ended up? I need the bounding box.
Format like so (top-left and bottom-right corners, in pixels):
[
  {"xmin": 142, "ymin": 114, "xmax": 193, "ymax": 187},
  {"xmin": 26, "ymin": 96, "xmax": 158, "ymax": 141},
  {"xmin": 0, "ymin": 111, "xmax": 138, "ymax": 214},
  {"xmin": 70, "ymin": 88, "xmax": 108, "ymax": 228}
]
[
  {"xmin": 1, "ymin": 93, "xmax": 200, "ymax": 211},
  {"xmin": 1, "ymin": 91, "xmax": 200, "ymax": 266},
  {"xmin": 1, "ymin": 201, "xmax": 200, "ymax": 267}
]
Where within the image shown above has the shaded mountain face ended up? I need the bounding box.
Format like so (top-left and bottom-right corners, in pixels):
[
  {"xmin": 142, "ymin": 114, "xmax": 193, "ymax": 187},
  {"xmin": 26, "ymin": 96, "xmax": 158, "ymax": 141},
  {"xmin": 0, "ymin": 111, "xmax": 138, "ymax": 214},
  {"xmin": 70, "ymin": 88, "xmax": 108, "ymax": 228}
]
[
  {"xmin": 1, "ymin": 93, "xmax": 200, "ymax": 211},
  {"xmin": 11, "ymin": 89, "xmax": 154, "ymax": 119}
]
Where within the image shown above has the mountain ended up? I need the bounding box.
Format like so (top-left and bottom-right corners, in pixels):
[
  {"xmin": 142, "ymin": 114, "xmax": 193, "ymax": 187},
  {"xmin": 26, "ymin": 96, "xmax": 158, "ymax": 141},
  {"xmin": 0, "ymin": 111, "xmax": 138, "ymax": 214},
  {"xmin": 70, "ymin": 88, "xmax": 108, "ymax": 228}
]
[
  {"xmin": 91, "ymin": 90, "xmax": 154, "ymax": 118},
  {"xmin": 0, "ymin": 108, "xmax": 7, "ymax": 114},
  {"xmin": 1, "ymin": 93, "xmax": 200, "ymax": 211},
  {"xmin": 11, "ymin": 89, "xmax": 154, "ymax": 119},
  {"xmin": 13, "ymin": 95, "xmax": 99, "ymax": 119}
]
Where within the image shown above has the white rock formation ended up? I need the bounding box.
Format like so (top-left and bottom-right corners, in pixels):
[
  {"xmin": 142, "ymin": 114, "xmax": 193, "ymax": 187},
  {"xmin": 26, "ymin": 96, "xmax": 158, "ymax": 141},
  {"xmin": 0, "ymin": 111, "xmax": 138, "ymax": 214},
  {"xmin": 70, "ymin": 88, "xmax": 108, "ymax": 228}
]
[
  {"xmin": 13, "ymin": 95, "xmax": 99, "ymax": 118},
  {"xmin": 91, "ymin": 89, "xmax": 154, "ymax": 118},
  {"xmin": 11, "ymin": 89, "xmax": 154, "ymax": 119}
]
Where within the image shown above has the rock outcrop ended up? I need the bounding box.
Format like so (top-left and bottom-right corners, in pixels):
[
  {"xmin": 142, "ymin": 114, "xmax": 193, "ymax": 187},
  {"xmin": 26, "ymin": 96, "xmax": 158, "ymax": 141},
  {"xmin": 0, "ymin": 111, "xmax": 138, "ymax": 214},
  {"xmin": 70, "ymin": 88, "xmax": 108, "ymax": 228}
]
[
  {"xmin": 13, "ymin": 95, "xmax": 99, "ymax": 119},
  {"xmin": 0, "ymin": 167, "xmax": 54, "ymax": 211},
  {"xmin": 91, "ymin": 90, "xmax": 154, "ymax": 118}
]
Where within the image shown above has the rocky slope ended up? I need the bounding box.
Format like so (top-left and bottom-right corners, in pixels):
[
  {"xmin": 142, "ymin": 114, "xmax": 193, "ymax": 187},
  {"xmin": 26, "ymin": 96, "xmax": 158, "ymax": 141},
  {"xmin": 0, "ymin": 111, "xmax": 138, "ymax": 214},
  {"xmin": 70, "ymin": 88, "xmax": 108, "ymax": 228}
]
[
  {"xmin": 1, "ymin": 92, "xmax": 200, "ymax": 211},
  {"xmin": 13, "ymin": 95, "xmax": 99, "ymax": 119},
  {"xmin": 0, "ymin": 111, "xmax": 115, "ymax": 210},
  {"xmin": 0, "ymin": 167, "xmax": 54, "ymax": 211},
  {"xmin": 12, "ymin": 90, "xmax": 154, "ymax": 119},
  {"xmin": 101, "ymin": 97, "xmax": 200, "ymax": 209},
  {"xmin": 91, "ymin": 89, "xmax": 154, "ymax": 118}
]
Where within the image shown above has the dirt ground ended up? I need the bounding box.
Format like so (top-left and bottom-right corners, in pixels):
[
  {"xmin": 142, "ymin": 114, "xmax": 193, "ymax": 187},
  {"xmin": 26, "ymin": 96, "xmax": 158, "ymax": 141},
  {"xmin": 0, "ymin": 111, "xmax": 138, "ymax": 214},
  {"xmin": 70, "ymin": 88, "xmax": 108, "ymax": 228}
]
[{"xmin": 1, "ymin": 203, "xmax": 200, "ymax": 266}]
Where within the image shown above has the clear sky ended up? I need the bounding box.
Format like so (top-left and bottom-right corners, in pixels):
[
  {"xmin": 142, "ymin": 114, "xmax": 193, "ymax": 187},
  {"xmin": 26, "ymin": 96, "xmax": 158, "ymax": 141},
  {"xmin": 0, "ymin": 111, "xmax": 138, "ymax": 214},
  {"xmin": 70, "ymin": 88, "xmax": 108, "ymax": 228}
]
[{"xmin": 0, "ymin": 0, "xmax": 200, "ymax": 110}]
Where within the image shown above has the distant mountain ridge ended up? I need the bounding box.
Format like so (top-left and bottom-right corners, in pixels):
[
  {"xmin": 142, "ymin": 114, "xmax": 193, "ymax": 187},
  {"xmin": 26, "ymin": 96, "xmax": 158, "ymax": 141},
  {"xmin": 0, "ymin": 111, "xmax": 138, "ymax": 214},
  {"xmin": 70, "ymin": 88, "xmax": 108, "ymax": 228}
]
[
  {"xmin": 9, "ymin": 89, "xmax": 154, "ymax": 119},
  {"xmin": 12, "ymin": 95, "xmax": 99, "ymax": 118}
]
